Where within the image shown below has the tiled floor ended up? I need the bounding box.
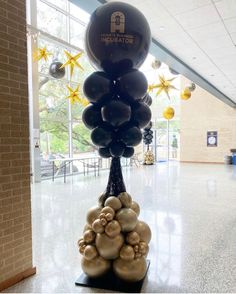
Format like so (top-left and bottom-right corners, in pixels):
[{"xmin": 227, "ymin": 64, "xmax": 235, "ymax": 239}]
[{"xmin": 3, "ymin": 162, "xmax": 236, "ymax": 293}]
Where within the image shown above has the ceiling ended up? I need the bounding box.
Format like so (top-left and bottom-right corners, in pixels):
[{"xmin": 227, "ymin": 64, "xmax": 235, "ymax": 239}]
[{"xmin": 103, "ymin": 0, "xmax": 236, "ymax": 105}]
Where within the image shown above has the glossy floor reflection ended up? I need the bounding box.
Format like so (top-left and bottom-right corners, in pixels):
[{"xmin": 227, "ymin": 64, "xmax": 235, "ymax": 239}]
[{"xmin": 3, "ymin": 162, "xmax": 236, "ymax": 293}]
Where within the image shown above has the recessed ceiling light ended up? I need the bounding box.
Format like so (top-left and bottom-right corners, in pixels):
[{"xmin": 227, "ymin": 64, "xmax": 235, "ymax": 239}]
[
  {"xmin": 210, "ymin": 74, "xmax": 215, "ymax": 77},
  {"xmin": 192, "ymin": 56, "xmax": 197, "ymax": 60},
  {"xmin": 159, "ymin": 26, "xmax": 165, "ymax": 30}
]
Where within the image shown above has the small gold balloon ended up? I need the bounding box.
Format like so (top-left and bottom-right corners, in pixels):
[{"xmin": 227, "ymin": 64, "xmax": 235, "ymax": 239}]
[
  {"xmin": 115, "ymin": 208, "xmax": 138, "ymax": 232},
  {"xmin": 163, "ymin": 106, "xmax": 175, "ymax": 120},
  {"xmin": 86, "ymin": 206, "xmax": 102, "ymax": 225},
  {"xmin": 83, "ymin": 224, "xmax": 92, "ymax": 233},
  {"xmin": 181, "ymin": 88, "xmax": 191, "ymax": 100},
  {"xmin": 133, "ymin": 221, "xmax": 152, "ymax": 244},
  {"xmin": 113, "ymin": 257, "xmax": 147, "ymax": 282},
  {"xmin": 79, "ymin": 245, "xmax": 86, "ymax": 254},
  {"xmin": 101, "ymin": 206, "xmax": 115, "ymax": 219},
  {"xmin": 126, "ymin": 231, "xmax": 140, "ymax": 245},
  {"xmin": 83, "ymin": 230, "xmax": 96, "ymax": 244},
  {"xmin": 105, "ymin": 220, "xmax": 121, "ymax": 238},
  {"xmin": 98, "ymin": 192, "xmax": 106, "ymax": 206},
  {"xmin": 81, "ymin": 256, "xmax": 110, "ymax": 278},
  {"xmin": 92, "ymin": 219, "xmax": 104, "ymax": 233},
  {"xmin": 120, "ymin": 245, "xmax": 135, "ymax": 261},
  {"xmin": 130, "ymin": 201, "xmax": 140, "ymax": 216},
  {"xmin": 100, "ymin": 218, "xmax": 107, "ymax": 226},
  {"xmin": 118, "ymin": 192, "xmax": 132, "ymax": 208},
  {"xmin": 77, "ymin": 238, "xmax": 84, "ymax": 247},
  {"xmin": 83, "ymin": 245, "xmax": 98, "ymax": 260},
  {"xmin": 151, "ymin": 59, "xmax": 161, "ymax": 69},
  {"xmin": 105, "ymin": 196, "xmax": 122, "ymax": 211},
  {"xmin": 96, "ymin": 233, "xmax": 124, "ymax": 260},
  {"xmin": 105, "ymin": 213, "xmax": 113, "ymax": 221}
]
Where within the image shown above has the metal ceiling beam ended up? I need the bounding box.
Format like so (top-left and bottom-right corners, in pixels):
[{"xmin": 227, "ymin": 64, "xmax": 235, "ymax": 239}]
[{"xmin": 70, "ymin": 0, "xmax": 236, "ymax": 108}]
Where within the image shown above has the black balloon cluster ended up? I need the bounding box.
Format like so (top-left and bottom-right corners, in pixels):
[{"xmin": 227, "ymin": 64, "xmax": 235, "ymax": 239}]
[
  {"xmin": 82, "ymin": 69, "xmax": 152, "ymax": 158},
  {"xmin": 82, "ymin": 2, "xmax": 152, "ymax": 159},
  {"xmin": 143, "ymin": 122, "xmax": 153, "ymax": 146}
]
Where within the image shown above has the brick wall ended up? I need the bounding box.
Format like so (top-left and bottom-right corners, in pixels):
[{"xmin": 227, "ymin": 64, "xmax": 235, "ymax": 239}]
[{"xmin": 0, "ymin": 0, "xmax": 33, "ymax": 286}]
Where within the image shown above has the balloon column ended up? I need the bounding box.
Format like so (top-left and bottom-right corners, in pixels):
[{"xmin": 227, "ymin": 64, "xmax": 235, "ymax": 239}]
[
  {"xmin": 78, "ymin": 2, "xmax": 152, "ymax": 283},
  {"xmin": 143, "ymin": 122, "xmax": 154, "ymax": 165}
]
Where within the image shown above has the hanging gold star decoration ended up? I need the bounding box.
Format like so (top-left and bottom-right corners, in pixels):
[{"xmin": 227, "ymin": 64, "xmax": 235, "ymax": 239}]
[
  {"xmin": 33, "ymin": 46, "xmax": 52, "ymax": 61},
  {"xmin": 148, "ymin": 75, "xmax": 178, "ymax": 100},
  {"xmin": 66, "ymin": 85, "xmax": 88, "ymax": 106},
  {"xmin": 33, "ymin": 46, "xmax": 52, "ymax": 62},
  {"xmin": 60, "ymin": 50, "xmax": 84, "ymax": 78}
]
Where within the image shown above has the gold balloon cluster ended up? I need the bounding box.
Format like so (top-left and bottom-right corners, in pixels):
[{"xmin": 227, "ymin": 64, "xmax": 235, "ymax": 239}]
[
  {"xmin": 143, "ymin": 150, "xmax": 155, "ymax": 165},
  {"xmin": 77, "ymin": 192, "xmax": 151, "ymax": 282}
]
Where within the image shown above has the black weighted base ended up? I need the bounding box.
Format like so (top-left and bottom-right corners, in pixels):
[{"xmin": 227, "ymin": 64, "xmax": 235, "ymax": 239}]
[{"xmin": 75, "ymin": 260, "xmax": 150, "ymax": 293}]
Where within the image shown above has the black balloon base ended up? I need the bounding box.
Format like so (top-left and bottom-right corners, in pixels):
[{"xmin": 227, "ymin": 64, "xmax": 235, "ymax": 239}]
[{"xmin": 75, "ymin": 260, "xmax": 150, "ymax": 293}]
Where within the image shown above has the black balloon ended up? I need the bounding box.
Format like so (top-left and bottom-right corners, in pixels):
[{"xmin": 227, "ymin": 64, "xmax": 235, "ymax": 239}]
[
  {"xmin": 144, "ymin": 121, "xmax": 152, "ymax": 130},
  {"xmin": 109, "ymin": 141, "xmax": 125, "ymax": 157},
  {"xmin": 102, "ymin": 100, "xmax": 131, "ymax": 127},
  {"xmin": 119, "ymin": 126, "xmax": 142, "ymax": 146},
  {"xmin": 123, "ymin": 147, "xmax": 134, "ymax": 158},
  {"xmin": 91, "ymin": 126, "xmax": 113, "ymax": 147},
  {"xmin": 85, "ymin": 2, "xmax": 151, "ymax": 75},
  {"xmin": 83, "ymin": 72, "xmax": 112, "ymax": 103},
  {"xmin": 142, "ymin": 93, "xmax": 152, "ymax": 106},
  {"xmin": 49, "ymin": 60, "xmax": 65, "ymax": 79},
  {"xmin": 82, "ymin": 104, "xmax": 102, "ymax": 130},
  {"xmin": 117, "ymin": 69, "xmax": 148, "ymax": 100},
  {"xmin": 99, "ymin": 147, "xmax": 111, "ymax": 158},
  {"xmin": 132, "ymin": 102, "xmax": 151, "ymax": 128}
]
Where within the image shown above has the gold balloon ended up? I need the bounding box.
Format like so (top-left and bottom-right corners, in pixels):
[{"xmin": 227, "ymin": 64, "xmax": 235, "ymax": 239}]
[
  {"xmin": 105, "ymin": 196, "xmax": 122, "ymax": 211},
  {"xmin": 101, "ymin": 206, "xmax": 115, "ymax": 219},
  {"xmin": 151, "ymin": 59, "xmax": 161, "ymax": 69},
  {"xmin": 163, "ymin": 106, "xmax": 175, "ymax": 120},
  {"xmin": 92, "ymin": 219, "xmax": 104, "ymax": 233},
  {"xmin": 96, "ymin": 233, "xmax": 124, "ymax": 259},
  {"xmin": 86, "ymin": 206, "xmax": 102, "ymax": 225},
  {"xmin": 113, "ymin": 257, "xmax": 147, "ymax": 282},
  {"xmin": 120, "ymin": 245, "xmax": 135, "ymax": 261},
  {"xmin": 81, "ymin": 256, "xmax": 110, "ymax": 278},
  {"xmin": 98, "ymin": 193, "xmax": 106, "ymax": 206},
  {"xmin": 83, "ymin": 245, "xmax": 98, "ymax": 260},
  {"xmin": 83, "ymin": 230, "xmax": 96, "ymax": 244},
  {"xmin": 83, "ymin": 224, "xmax": 92, "ymax": 233},
  {"xmin": 181, "ymin": 88, "xmax": 191, "ymax": 100},
  {"xmin": 126, "ymin": 231, "xmax": 140, "ymax": 245},
  {"xmin": 133, "ymin": 221, "xmax": 152, "ymax": 244},
  {"xmin": 130, "ymin": 201, "xmax": 140, "ymax": 216},
  {"xmin": 118, "ymin": 192, "xmax": 132, "ymax": 208},
  {"xmin": 105, "ymin": 220, "xmax": 121, "ymax": 238},
  {"xmin": 115, "ymin": 208, "xmax": 138, "ymax": 232}
]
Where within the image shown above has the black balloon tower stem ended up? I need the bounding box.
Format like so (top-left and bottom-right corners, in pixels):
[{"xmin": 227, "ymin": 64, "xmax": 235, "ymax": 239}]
[{"xmin": 105, "ymin": 157, "xmax": 126, "ymax": 198}]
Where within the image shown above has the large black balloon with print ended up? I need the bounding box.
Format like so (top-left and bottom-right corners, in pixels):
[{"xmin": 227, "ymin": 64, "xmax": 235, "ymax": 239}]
[{"xmin": 85, "ymin": 2, "xmax": 151, "ymax": 76}]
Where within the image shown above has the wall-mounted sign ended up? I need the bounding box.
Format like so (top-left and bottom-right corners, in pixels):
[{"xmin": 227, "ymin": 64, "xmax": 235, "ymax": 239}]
[{"xmin": 207, "ymin": 131, "xmax": 217, "ymax": 147}]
